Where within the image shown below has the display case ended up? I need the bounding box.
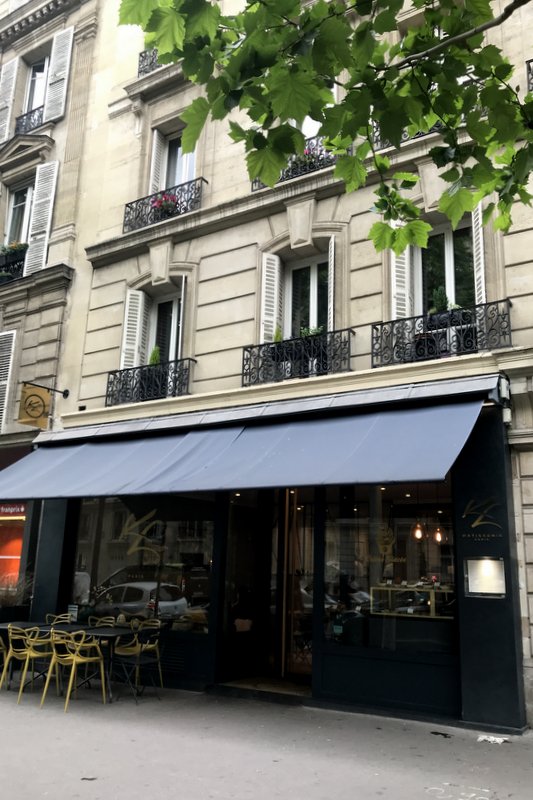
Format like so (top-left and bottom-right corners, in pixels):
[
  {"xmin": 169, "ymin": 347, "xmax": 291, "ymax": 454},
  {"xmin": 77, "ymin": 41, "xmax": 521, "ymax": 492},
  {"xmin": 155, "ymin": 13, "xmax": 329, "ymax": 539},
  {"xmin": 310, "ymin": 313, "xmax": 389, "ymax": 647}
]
[{"xmin": 370, "ymin": 585, "xmax": 455, "ymax": 619}]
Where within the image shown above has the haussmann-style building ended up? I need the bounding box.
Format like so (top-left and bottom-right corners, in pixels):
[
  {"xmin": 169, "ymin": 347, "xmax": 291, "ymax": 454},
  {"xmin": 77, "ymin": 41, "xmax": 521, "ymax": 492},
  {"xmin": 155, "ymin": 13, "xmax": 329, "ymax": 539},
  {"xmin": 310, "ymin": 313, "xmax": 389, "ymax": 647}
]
[{"xmin": 0, "ymin": 0, "xmax": 532, "ymax": 732}]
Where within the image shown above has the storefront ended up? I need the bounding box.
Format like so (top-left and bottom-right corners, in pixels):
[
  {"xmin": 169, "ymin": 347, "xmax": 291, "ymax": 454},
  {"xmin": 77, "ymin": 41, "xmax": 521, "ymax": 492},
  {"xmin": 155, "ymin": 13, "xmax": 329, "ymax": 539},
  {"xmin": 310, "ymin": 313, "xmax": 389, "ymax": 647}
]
[{"xmin": 0, "ymin": 374, "xmax": 525, "ymax": 730}]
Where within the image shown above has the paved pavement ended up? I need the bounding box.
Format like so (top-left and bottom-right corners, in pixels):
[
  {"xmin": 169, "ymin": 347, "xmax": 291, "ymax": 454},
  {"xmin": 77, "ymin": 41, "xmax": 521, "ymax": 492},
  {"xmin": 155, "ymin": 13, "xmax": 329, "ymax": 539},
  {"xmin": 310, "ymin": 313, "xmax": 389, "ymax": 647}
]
[{"xmin": 0, "ymin": 685, "xmax": 531, "ymax": 800}]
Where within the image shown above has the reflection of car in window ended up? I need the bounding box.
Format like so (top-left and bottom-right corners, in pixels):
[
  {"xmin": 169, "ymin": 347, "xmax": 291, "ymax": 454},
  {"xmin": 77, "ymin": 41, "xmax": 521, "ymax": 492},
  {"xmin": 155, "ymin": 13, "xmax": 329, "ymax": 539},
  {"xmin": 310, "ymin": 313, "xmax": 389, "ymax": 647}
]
[{"xmin": 94, "ymin": 581, "xmax": 188, "ymax": 620}]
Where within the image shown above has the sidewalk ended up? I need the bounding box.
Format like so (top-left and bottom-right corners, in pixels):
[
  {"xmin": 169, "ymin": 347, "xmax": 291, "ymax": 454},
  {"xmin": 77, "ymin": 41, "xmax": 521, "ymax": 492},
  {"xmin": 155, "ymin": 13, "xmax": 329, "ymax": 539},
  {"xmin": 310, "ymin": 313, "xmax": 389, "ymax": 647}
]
[{"xmin": 0, "ymin": 685, "xmax": 531, "ymax": 800}]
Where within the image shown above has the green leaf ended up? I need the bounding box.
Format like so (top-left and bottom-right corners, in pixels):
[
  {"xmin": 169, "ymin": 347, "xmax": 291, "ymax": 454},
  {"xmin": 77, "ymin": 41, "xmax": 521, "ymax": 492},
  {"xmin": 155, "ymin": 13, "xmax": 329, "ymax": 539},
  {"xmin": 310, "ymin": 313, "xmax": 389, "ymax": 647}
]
[
  {"xmin": 373, "ymin": 9, "xmax": 397, "ymax": 34},
  {"xmin": 334, "ymin": 155, "xmax": 367, "ymax": 191},
  {"xmin": 267, "ymin": 66, "xmax": 320, "ymax": 124},
  {"xmin": 464, "ymin": 0, "xmax": 493, "ymax": 22},
  {"xmin": 179, "ymin": 97, "xmax": 210, "ymax": 152},
  {"xmin": 369, "ymin": 221, "xmax": 395, "ymax": 252},
  {"xmin": 119, "ymin": 0, "xmax": 160, "ymax": 27},
  {"xmin": 246, "ymin": 147, "xmax": 287, "ymax": 187},
  {"xmin": 182, "ymin": 0, "xmax": 220, "ymax": 41},
  {"xmin": 438, "ymin": 187, "xmax": 476, "ymax": 228},
  {"xmin": 146, "ymin": 8, "xmax": 186, "ymax": 54},
  {"xmin": 392, "ymin": 172, "xmax": 419, "ymax": 186}
]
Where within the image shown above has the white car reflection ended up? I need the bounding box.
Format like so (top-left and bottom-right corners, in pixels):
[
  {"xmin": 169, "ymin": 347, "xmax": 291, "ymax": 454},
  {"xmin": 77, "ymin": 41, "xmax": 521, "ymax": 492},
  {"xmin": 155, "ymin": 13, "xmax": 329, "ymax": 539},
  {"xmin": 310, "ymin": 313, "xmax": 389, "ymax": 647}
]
[{"xmin": 94, "ymin": 581, "xmax": 188, "ymax": 620}]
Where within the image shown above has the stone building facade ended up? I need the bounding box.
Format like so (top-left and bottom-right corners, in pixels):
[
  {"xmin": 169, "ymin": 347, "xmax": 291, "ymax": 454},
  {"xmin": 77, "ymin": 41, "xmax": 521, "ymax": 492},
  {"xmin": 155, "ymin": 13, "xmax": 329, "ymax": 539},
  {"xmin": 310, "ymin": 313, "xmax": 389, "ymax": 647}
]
[{"xmin": 1, "ymin": 0, "xmax": 533, "ymax": 727}]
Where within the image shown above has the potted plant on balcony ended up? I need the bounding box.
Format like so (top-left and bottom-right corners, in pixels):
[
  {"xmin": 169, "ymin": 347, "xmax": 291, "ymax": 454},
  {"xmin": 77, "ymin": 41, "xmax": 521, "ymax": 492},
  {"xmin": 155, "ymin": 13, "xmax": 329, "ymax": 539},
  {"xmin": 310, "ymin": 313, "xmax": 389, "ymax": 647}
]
[
  {"xmin": 140, "ymin": 345, "xmax": 170, "ymax": 401},
  {"xmin": 427, "ymin": 286, "xmax": 450, "ymax": 329},
  {"xmin": 150, "ymin": 191, "xmax": 178, "ymax": 219},
  {"xmin": 0, "ymin": 241, "xmax": 28, "ymax": 270}
]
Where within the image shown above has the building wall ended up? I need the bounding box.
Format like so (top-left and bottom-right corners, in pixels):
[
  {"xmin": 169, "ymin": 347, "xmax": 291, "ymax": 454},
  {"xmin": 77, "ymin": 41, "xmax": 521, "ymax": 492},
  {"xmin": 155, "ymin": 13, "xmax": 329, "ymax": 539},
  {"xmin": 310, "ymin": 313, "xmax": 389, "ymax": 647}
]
[{"xmin": 3, "ymin": 0, "xmax": 533, "ymax": 722}]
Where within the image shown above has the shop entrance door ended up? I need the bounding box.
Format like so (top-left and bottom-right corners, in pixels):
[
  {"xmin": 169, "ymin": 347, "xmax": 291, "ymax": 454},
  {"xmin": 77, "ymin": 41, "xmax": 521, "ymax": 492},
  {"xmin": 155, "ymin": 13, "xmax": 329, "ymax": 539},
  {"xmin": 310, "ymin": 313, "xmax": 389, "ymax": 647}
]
[
  {"xmin": 273, "ymin": 488, "xmax": 314, "ymax": 680},
  {"xmin": 222, "ymin": 489, "xmax": 314, "ymax": 687}
]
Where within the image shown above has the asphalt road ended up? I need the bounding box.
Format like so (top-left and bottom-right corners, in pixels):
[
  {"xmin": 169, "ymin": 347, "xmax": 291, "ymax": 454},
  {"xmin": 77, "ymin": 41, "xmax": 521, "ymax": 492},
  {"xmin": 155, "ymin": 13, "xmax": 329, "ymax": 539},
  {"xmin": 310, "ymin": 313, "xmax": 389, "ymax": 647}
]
[{"xmin": 0, "ymin": 687, "xmax": 531, "ymax": 799}]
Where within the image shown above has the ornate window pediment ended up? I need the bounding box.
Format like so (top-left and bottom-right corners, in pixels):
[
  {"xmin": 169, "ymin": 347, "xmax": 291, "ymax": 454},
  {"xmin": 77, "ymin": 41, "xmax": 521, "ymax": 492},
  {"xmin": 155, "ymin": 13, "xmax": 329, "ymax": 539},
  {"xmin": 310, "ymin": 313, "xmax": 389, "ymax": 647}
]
[{"xmin": 0, "ymin": 132, "xmax": 53, "ymax": 184}]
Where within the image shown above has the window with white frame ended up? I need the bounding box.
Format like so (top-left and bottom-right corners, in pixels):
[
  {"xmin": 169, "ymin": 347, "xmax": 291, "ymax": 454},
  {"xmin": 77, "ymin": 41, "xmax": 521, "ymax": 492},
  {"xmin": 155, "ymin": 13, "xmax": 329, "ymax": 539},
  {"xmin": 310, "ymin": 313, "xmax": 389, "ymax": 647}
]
[
  {"xmin": 149, "ymin": 130, "xmax": 195, "ymax": 196},
  {"xmin": 120, "ymin": 279, "xmax": 186, "ymax": 370},
  {"xmin": 260, "ymin": 238, "xmax": 335, "ymax": 342},
  {"xmin": 0, "ymin": 26, "xmax": 73, "ymax": 143},
  {"xmin": 391, "ymin": 207, "xmax": 485, "ymax": 319},
  {"xmin": 414, "ymin": 222, "xmax": 475, "ymax": 315},
  {"xmin": 6, "ymin": 184, "xmax": 33, "ymax": 245},
  {"xmin": 4, "ymin": 161, "xmax": 58, "ymax": 274},
  {"xmin": 25, "ymin": 57, "xmax": 49, "ymax": 113}
]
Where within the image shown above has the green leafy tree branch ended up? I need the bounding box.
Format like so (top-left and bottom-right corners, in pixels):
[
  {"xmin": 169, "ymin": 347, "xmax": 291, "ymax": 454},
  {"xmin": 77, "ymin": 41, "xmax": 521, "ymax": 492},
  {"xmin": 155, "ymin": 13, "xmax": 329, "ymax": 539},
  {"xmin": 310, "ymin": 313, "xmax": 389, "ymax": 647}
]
[{"xmin": 119, "ymin": 0, "xmax": 533, "ymax": 252}]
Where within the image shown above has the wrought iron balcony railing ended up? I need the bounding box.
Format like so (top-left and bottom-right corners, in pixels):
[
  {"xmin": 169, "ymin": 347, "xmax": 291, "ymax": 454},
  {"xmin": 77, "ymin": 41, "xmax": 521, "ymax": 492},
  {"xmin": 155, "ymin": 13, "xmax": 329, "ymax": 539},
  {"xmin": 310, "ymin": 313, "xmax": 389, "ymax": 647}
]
[
  {"xmin": 371, "ymin": 299, "xmax": 512, "ymax": 369},
  {"xmin": 251, "ymin": 135, "xmax": 337, "ymax": 192},
  {"xmin": 242, "ymin": 328, "xmax": 355, "ymax": 386},
  {"xmin": 15, "ymin": 106, "xmax": 44, "ymax": 135},
  {"xmin": 527, "ymin": 59, "xmax": 533, "ymax": 92},
  {"xmin": 371, "ymin": 120, "xmax": 444, "ymax": 151},
  {"xmin": 0, "ymin": 247, "xmax": 27, "ymax": 282},
  {"xmin": 138, "ymin": 49, "xmax": 162, "ymax": 77},
  {"xmin": 105, "ymin": 358, "xmax": 196, "ymax": 407},
  {"xmin": 123, "ymin": 178, "xmax": 207, "ymax": 233}
]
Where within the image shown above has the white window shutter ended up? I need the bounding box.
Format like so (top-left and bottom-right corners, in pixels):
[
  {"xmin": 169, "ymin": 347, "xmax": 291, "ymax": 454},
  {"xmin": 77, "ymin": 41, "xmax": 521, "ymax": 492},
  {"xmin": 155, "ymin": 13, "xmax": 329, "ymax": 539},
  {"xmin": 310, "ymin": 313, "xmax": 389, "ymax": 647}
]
[
  {"xmin": 149, "ymin": 130, "xmax": 166, "ymax": 194},
  {"xmin": 391, "ymin": 246, "xmax": 414, "ymax": 318},
  {"xmin": 43, "ymin": 27, "xmax": 74, "ymax": 122},
  {"xmin": 23, "ymin": 161, "xmax": 58, "ymax": 276},
  {"xmin": 471, "ymin": 204, "xmax": 486, "ymax": 304},
  {"xmin": 121, "ymin": 289, "xmax": 152, "ymax": 369},
  {"xmin": 327, "ymin": 235, "xmax": 335, "ymax": 332},
  {"xmin": 0, "ymin": 331, "xmax": 15, "ymax": 433},
  {"xmin": 260, "ymin": 253, "xmax": 282, "ymax": 343},
  {"xmin": 0, "ymin": 58, "xmax": 18, "ymax": 144},
  {"xmin": 177, "ymin": 275, "xmax": 186, "ymax": 357}
]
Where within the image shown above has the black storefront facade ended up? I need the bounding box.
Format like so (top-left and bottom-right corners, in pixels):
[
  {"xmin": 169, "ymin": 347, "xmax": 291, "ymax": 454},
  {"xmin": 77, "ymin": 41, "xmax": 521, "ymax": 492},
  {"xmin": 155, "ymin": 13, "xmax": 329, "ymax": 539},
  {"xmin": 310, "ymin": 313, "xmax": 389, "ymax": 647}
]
[{"xmin": 0, "ymin": 373, "xmax": 526, "ymax": 731}]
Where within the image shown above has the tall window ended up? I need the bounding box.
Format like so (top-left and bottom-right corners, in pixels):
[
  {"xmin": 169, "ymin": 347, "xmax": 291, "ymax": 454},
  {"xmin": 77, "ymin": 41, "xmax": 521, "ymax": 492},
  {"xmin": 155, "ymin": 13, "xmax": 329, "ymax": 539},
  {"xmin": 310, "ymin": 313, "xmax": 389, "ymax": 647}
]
[
  {"xmin": 25, "ymin": 58, "xmax": 48, "ymax": 112},
  {"xmin": 285, "ymin": 259, "xmax": 329, "ymax": 337},
  {"xmin": 120, "ymin": 280, "xmax": 186, "ymax": 370},
  {"xmin": 6, "ymin": 185, "xmax": 33, "ymax": 244},
  {"xmin": 391, "ymin": 208, "xmax": 485, "ymax": 320},
  {"xmin": 0, "ymin": 27, "xmax": 73, "ymax": 143},
  {"xmin": 149, "ymin": 130, "xmax": 196, "ymax": 195},
  {"xmin": 260, "ymin": 237, "xmax": 335, "ymax": 343},
  {"xmin": 152, "ymin": 297, "xmax": 182, "ymax": 362},
  {"xmin": 416, "ymin": 224, "xmax": 475, "ymax": 315}
]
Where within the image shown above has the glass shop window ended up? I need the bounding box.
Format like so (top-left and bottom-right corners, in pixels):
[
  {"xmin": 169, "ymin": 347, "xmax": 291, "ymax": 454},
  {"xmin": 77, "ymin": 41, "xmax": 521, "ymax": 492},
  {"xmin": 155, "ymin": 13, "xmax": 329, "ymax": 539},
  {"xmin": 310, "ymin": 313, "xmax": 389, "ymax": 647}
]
[
  {"xmin": 323, "ymin": 481, "xmax": 456, "ymax": 654},
  {"xmin": 71, "ymin": 495, "xmax": 214, "ymax": 634}
]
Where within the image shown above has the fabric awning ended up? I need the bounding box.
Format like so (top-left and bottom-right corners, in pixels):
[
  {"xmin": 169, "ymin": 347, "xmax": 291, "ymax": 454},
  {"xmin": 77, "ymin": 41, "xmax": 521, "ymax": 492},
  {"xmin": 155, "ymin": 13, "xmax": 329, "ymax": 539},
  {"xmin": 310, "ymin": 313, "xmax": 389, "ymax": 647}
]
[{"xmin": 0, "ymin": 400, "xmax": 482, "ymax": 499}]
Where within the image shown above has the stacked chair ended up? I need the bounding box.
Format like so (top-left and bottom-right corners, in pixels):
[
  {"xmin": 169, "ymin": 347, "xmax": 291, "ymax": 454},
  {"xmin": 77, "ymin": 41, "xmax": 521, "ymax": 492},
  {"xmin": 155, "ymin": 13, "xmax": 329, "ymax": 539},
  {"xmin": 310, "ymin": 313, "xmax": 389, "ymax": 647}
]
[
  {"xmin": 0, "ymin": 625, "xmax": 53, "ymax": 703},
  {"xmin": 41, "ymin": 629, "xmax": 107, "ymax": 712}
]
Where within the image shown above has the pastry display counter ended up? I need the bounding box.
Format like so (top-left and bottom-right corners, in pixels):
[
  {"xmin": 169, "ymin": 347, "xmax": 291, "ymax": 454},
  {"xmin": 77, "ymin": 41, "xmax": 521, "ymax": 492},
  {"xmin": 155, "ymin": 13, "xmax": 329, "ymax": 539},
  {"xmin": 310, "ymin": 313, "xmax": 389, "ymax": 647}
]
[{"xmin": 370, "ymin": 585, "xmax": 455, "ymax": 619}]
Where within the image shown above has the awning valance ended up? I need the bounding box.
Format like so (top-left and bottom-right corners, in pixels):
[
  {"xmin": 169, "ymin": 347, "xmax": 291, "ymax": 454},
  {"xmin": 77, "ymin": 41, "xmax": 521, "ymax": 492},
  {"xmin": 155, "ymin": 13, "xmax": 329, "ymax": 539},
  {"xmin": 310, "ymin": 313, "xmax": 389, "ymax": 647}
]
[{"xmin": 0, "ymin": 400, "xmax": 482, "ymax": 499}]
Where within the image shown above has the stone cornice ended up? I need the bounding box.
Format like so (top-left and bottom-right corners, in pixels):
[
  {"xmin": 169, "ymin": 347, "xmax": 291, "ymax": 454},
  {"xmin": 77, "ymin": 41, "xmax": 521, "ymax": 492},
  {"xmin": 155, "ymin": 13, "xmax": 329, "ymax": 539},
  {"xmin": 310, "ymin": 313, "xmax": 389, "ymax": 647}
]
[
  {"xmin": 85, "ymin": 168, "xmax": 348, "ymax": 268},
  {"xmin": 0, "ymin": 0, "xmax": 91, "ymax": 49}
]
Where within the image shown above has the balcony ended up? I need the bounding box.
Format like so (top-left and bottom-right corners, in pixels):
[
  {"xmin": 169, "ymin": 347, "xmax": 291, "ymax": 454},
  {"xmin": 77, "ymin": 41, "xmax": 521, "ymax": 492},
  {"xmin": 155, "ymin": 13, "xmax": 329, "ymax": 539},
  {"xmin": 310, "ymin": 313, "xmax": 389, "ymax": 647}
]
[
  {"xmin": 123, "ymin": 179, "xmax": 207, "ymax": 233},
  {"xmin": 138, "ymin": 49, "xmax": 161, "ymax": 77},
  {"xmin": 242, "ymin": 328, "xmax": 355, "ymax": 387},
  {"xmin": 371, "ymin": 120, "xmax": 444, "ymax": 151},
  {"xmin": 251, "ymin": 135, "xmax": 337, "ymax": 192},
  {"xmin": 527, "ymin": 59, "xmax": 533, "ymax": 92},
  {"xmin": 15, "ymin": 106, "xmax": 44, "ymax": 135},
  {"xmin": 105, "ymin": 358, "xmax": 196, "ymax": 407},
  {"xmin": 371, "ymin": 300, "xmax": 512, "ymax": 369}
]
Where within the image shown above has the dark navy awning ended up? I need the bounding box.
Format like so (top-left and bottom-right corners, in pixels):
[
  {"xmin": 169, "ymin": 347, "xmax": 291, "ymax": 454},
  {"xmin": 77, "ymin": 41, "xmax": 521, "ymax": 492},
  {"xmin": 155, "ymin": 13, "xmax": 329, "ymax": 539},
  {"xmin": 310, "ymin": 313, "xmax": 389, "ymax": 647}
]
[{"xmin": 0, "ymin": 400, "xmax": 482, "ymax": 499}]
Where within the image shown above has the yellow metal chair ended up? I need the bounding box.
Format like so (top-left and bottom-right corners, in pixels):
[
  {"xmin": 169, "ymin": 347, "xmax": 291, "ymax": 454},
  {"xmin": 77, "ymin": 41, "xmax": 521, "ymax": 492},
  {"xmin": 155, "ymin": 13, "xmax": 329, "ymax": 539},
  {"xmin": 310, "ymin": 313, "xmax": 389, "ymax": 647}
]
[
  {"xmin": 138, "ymin": 620, "xmax": 163, "ymax": 688},
  {"xmin": 45, "ymin": 613, "xmax": 72, "ymax": 625},
  {"xmin": 87, "ymin": 616, "xmax": 116, "ymax": 627},
  {"xmin": 41, "ymin": 630, "xmax": 107, "ymax": 712},
  {"xmin": 0, "ymin": 625, "xmax": 53, "ymax": 703},
  {"xmin": 113, "ymin": 629, "xmax": 161, "ymax": 701}
]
